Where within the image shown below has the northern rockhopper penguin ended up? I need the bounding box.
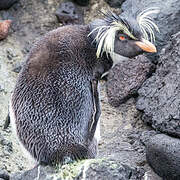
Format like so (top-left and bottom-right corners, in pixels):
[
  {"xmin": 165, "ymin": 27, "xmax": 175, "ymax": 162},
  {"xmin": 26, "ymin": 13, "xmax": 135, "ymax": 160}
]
[{"xmin": 10, "ymin": 9, "xmax": 159, "ymax": 166}]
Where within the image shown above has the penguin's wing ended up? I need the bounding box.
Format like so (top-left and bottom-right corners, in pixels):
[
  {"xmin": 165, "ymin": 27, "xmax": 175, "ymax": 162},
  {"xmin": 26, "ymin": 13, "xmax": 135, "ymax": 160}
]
[
  {"xmin": 88, "ymin": 79, "xmax": 101, "ymax": 141},
  {"xmin": 88, "ymin": 56, "xmax": 112, "ymax": 141}
]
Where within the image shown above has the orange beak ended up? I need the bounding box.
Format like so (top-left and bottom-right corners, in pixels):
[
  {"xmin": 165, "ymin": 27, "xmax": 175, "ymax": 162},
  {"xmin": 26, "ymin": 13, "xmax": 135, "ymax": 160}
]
[{"xmin": 135, "ymin": 39, "xmax": 157, "ymax": 53}]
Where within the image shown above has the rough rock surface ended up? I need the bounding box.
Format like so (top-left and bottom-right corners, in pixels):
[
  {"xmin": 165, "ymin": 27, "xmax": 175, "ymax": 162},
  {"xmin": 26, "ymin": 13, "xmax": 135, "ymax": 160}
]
[
  {"xmin": 121, "ymin": 0, "xmax": 180, "ymax": 61},
  {"xmin": 11, "ymin": 159, "xmax": 144, "ymax": 180},
  {"xmin": 106, "ymin": 55, "xmax": 155, "ymax": 107},
  {"xmin": 11, "ymin": 165, "xmax": 57, "ymax": 180},
  {"xmin": 145, "ymin": 134, "xmax": 180, "ymax": 180},
  {"xmin": 80, "ymin": 159, "xmax": 144, "ymax": 180},
  {"xmin": 55, "ymin": 2, "xmax": 84, "ymax": 25},
  {"xmin": 136, "ymin": 32, "xmax": 180, "ymax": 138},
  {"xmin": 104, "ymin": 0, "xmax": 126, "ymax": 8}
]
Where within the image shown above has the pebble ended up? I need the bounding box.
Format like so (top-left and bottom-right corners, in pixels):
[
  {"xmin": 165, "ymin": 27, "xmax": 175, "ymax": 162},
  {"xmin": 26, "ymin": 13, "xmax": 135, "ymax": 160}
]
[{"xmin": 0, "ymin": 20, "xmax": 12, "ymax": 40}]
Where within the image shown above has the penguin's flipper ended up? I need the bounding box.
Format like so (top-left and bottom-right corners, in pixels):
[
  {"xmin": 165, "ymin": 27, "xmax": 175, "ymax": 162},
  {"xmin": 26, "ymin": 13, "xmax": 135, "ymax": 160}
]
[{"xmin": 88, "ymin": 79, "xmax": 101, "ymax": 141}]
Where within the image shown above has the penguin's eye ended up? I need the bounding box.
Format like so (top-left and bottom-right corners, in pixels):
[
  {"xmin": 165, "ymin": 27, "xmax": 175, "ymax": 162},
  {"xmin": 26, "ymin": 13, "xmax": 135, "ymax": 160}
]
[{"xmin": 119, "ymin": 36, "xmax": 126, "ymax": 41}]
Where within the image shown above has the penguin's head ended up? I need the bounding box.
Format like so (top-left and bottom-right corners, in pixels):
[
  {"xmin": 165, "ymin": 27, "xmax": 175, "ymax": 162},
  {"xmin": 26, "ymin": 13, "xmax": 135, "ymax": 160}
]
[{"xmin": 89, "ymin": 8, "xmax": 159, "ymax": 60}]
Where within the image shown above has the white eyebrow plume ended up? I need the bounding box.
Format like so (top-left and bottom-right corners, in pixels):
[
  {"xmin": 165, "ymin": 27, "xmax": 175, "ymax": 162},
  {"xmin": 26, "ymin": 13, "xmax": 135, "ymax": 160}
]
[
  {"xmin": 137, "ymin": 7, "xmax": 160, "ymax": 43},
  {"xmin": 88, "ymin": 20, "xmax": 136, "ymax": 58},
  {"xmin": 89, "ymin": 8, "xmax": 160, "ymax": 59}
]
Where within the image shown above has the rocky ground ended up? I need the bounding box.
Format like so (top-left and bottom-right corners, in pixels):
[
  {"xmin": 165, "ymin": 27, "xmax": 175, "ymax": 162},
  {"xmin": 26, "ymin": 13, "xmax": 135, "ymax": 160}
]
[{"xmin": 0, "ymin": 0, "xmax": 176, "ymax": 179}]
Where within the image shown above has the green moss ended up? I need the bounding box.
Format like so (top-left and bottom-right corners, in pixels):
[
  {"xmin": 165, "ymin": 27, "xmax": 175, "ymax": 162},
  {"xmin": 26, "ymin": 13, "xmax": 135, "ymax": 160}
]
[
  {"xmin": 53, "ymin": 158, "xmax": 106, "ymax": 180},
  {"xmin": 58, "ymin": 160, "xmax": 86, "ymax": 179}
]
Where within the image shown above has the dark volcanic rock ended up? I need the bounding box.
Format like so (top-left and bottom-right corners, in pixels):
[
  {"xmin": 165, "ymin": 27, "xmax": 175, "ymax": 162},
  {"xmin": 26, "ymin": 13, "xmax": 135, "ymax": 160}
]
[
  {"xmin": 80, "ymin": 159, "xmax": 144, "ymax": 180},
  {"xmin": 10, "ymin": 159, "xmax": 144, "ymax": 180},
  {"xmin": 74, "ymin": 0, "xmax": 89, "ymax": 6},
  {"xmin": 121, "ymin": 0, "xmax": 180, "ymax": 61},
  {"xmin": 106, "ymin": 55, "xmax": 155, "ymax": 107},
  {"xmin": 0, "ymin": 0, "xmax": 19, "ymax": 10},
  {"xmin": 11, "ymin": 165, "xmax": 57, "ymax": 180},
  {"xmin": 136, "ymin": 32, "xmax": 180, "ymax": 137},
  {"xmin": 139, "ymin": 130, "xmax": 158, "ymax": 146},
  {"xmin": 104, "ymin": 0, "xmax": 126, "ymax": 8},
  {"xmin": 145, "ymin": 134, "xmax": 180, "ymax": 180},
  {"xmin": 55, "ymin": 2, "xmax": 84, "ymax": 25}
]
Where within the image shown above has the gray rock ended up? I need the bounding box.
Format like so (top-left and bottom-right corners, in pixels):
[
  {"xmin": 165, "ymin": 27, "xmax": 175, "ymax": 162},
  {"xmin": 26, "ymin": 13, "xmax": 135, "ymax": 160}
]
[
  {"xmin": 0, "ymin": 132, "xmax": 6, "ymax": 145},
  {"xmin": 0, "ymin": 85, "xmax": 4, "ymax": 92},
  {"xmin": 10, "ymin": 159, "xmax": 144, "ymax": 180},
  {"xmin": 55, "ymin": 2, "xmax": 84, "ymax": 25},
  {"xmin": 136, "ymin": 32, "xmax": 180, "ymax": 137},
  {"xmin": 104, "ymin": 0, "xmax": 126, "ymax": 8},
  {"xmin": 139, "ymin": 130, "xmax": 158, "ymax": 146},
  {"xmin": 80, "ymin": 159, "xmax": 144, "ymax": 180},
  {"xmin": 145, "ymin": 134, "xmax": 180, "ymax": 180},
  {"xmin": 121, "ymin": 0, "xmax": 180, "ymax": 62},
  {"xmin": 0, "ymin": 169, "xmax": 9, "ymax": 180},
  {"xmin": 106, "ymin": 55, "xmax": 155, "ymax": 107},
  {"xmin": 11, "ymin": 165, "xmax": 57, "ymax": 180},
  {"xmin": 6, "ymin": 48, "xmax": 18, "ymax": 61},
  {"xmin": 12, "ymin": 62, "xmax": 22, "ymax": 73}
]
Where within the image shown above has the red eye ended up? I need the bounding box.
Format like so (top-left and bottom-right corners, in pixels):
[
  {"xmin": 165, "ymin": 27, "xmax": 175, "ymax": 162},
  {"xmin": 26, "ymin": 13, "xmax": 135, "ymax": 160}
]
[{"xmin": 119, "ymin": 36, "xmax": 125, "ymax": 40}]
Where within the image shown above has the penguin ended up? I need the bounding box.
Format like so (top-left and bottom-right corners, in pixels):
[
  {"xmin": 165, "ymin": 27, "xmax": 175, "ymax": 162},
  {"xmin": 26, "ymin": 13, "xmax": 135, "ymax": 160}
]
[{"xmin": 10, "ymin": 9, "xmax": 159, "ymax": 166}]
